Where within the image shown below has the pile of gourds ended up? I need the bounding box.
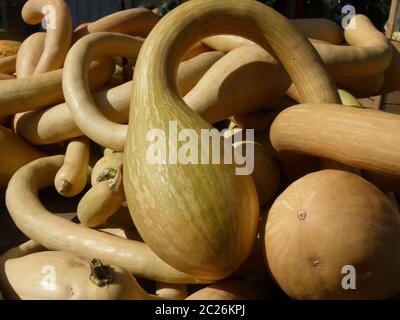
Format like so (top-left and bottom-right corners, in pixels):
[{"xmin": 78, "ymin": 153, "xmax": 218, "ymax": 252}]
[{"xmin": 0, "ymin": 0, "xmax": 400, "ymax": 300}]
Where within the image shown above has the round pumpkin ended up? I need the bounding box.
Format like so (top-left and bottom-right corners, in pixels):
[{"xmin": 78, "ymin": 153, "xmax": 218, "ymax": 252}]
[{"xmin": 264, "ymin": 170, "xmax": 400, "ymax": 300}]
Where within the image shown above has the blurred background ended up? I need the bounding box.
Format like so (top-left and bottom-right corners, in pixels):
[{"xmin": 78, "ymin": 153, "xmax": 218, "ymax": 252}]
[{"xmin": 0, "ymin": 0, "xmax": 394, "ymax": 40}]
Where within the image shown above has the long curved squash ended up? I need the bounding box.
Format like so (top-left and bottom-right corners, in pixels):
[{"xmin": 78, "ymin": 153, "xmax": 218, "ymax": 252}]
[
  {"xmin": 73, "ymin": 8, "xmax": 159, "ymax": 41},
  {"xmin": 124, "ymin": 0, "xmax": 339, "ymax": 279},
  {"xmin": 16, "ymin": 32, "xmax": 46, "ymax": 78},
  {"xmin": 205, "ymin": 15, "xmax": 390, "ymax": 77},
  {"xmin": 5, "ymin": 156, "xmax": 206, "ymax": 284},
  {"xmin": 184, "ymin": 44, "xmax": 291, "ymax": 123},
  {"xmin": 22, "ymin": 0, "xmax": 72, "ymax": 74},
  {"xmin": 63, "ymin": 33, "xmax": 145, "ymax": 151},
  {"xmin": 270, "ymin": 104, "xmax": 400, "ymax": 177},
  {"xmin": 0, "ymin": 57, "xmax": 114, "ymax": 115},
  {"xmin": 14, "ymin": 51, "xmax": 223, "ymax": 145},
  {"xmin": 202, "ymin": 17, "xmax": 344, "ymax": 51}
]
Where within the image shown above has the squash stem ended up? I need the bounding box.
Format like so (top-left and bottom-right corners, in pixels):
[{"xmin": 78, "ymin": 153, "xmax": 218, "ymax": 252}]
[{"xmin": 89, "ymin": 258, "xmax": 114, "ymax": 287}]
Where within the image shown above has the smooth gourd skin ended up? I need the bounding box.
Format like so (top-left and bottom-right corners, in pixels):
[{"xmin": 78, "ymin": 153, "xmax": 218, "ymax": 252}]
[
  {"xmin": 125, "ymin": 0, "xmax": 339, "ymax": 280},
  {"xmin": 16, "ymin": 32, "xmax": 46, "ymax": 78},
  {"xmin": 73, "ymin": 8, "xmax": 159, "ymax": 41},
  {"xmin": 265, "ymin": 170, "xmax": 400, "ymax": 299},
  {"xmin": 22, "ymin": 0, "xmax": 72, "ymax": 75},
  {"xmin": 184, "ymin": 44, "xmax": 291, "ymax": 124},
  {"xmin": 270, "ymin": 104, "xmax": 400, "ymax": 178},
  {"xmin": 54, "ymin": 137, "xmax": 90, "ymax": 197},
  {"xmin": 0, "ymin": 57, "xmax": 115, "ymax": 115},
  {"xmin": 13, "ymin": 51, "xmax": 223, "ymax": 145}
]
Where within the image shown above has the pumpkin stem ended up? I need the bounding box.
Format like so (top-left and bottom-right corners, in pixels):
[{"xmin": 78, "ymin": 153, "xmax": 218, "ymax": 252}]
[{"xmin": 89, "ymin": 258, "xmax": 114, "ymax": 287}]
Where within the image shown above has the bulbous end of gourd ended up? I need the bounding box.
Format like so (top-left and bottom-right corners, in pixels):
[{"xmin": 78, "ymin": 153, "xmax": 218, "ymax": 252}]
[{"xmin": 125, "ymin": 0, "xmax": 339, "ymax": 281}]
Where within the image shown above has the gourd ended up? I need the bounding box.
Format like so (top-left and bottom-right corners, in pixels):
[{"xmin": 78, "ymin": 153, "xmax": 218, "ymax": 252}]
[
  {"xmin": 54, "ymin": 137, "xmax": 90, "ymax": 197},
  {"xmin": 270, "ymin": 104, "xmax": 400, "ymax": 178},
  {"xmin": 0, "ymin": 55, "xmax": 16, "ymax": 74},
  {"xmin": 13, "ymin": 50, "xmax": 223, "ymax": 145},
  {"xmin": 264, "ymin": 170, "xmax": 400, "ymax": 299},
  {"xmin": 202, "ymin": 18, "xmax": 344, "ymax": 51},
  {"xmin": 5, "ymin": 156, "xmax": 206, "ymax": 284},
  {"xmin": 0, "ymin": 57, "xmax": 114, "ymax": 115},
  {"xmin": 204, "ymin": 15, "xmax": 390, "ymax": 78},
  {"xmin": 184, "ymin": 44, "xmax": 291, "ymax": 123},
  {"xmin": 16, "ymin": 32, "xmax": 46, "ymax": 78},
  {"xmin": 22, "ymin": 0, "xmax": 72, "ymax": 74},
  {"xmin": 0, "ymin": 125, "xmax": 45, "ymax": 188},
  {"xmin": 73, "ymin": 8, "xmax": 159, "ymax": 41},
  {"xmin": 186, "ymin": 280, "xmax": 266, "ymax": 300},
  {"xmin": 224, "ymin": 128, "xmax": 280, "ymax": 206},
  {"xmin": 63, "ymin": 33, "xmax": 146, "ymax": 151},
  {"xmin": 124, "ymin": 0, "xmax": 339, "ymax": 279},
  {"xmin": 0, "ymin": 251, "xmax": 157, "ymax": 300},
  {"xmin": 77, "ymin": 169, "xmax": 124, "ymax": 228}
]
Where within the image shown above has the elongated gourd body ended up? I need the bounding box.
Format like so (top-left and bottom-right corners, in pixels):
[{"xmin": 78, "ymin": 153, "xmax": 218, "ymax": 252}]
[
  {"xmin": 202, "ymin": 18, "xmax": 344, "ymax": 51},
  {"xmin": 0, "ymin": 57, "xmax": 114, "ymax": 115},
  {"xmin": 5, "ymin": 156, "xmax": 205, "ymax": 284},
  {"xmin": 184, "ymin": 44, "xmax": 291, "ymax": 123},
  {"xmin": 13, "ymin": 51, "xmax": 224, "ymax": 145},
  {"xmin": 22, "ymin": 0, "xmax": 72, "ymax": 74},
  {"xmin": 77, "ymin": 178, "xmax": 125, "ymax": 228},
  {"xmin": 63, "ymin": 33, "xmax": 145, "ymax": 151},
  {"xmin": 16, "ymin": 32, "xmax": 46, "ymax": 78},
  {"xmin": 270, "ymin": 104, "xmax": 400, "ymax": 178},
  {"xmin": 125, "ymin": 0, "xmax": 339, "ymax": 280},
  {"xmin": 0, "ymin": 125, "xmax": 45, "ymax": 188},
  {"xmin": 265, "ymin": 170, "xmax": 400, "ymax": 299},
  {"xmin": 0, "ymin": 251, "xmax": 152, "ymax": 300},
  {"xmin": 54, "ymin": 137, "xmax": 90, "ymax": 197},
  {"xmin": 73, "ymin": 8, "xmax": 159, "ymax": 41},
  {"xmin": 204, "ymin": 15, "xmax": 390, "ymax": 78},
  {"xmin": 0, "ymin": 55, "xmax": 16, "ymax": 74}
]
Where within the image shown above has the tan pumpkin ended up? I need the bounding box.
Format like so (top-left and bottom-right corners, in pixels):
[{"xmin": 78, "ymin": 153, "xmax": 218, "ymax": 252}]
[{"xmin": 265, "ymin": 170, "xmax": 400, "ymax": 299}]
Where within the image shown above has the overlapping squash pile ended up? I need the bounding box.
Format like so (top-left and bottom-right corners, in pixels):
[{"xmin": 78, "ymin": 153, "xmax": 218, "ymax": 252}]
[{"xmin": 0, "ymin": 0, "xmax": 400, "ymax": 300}]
